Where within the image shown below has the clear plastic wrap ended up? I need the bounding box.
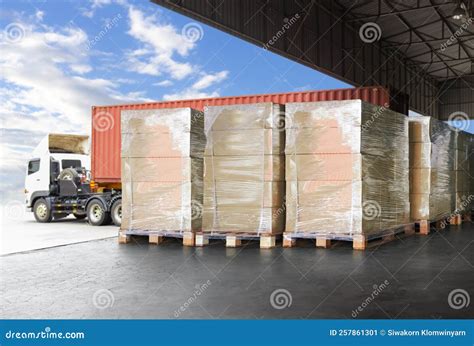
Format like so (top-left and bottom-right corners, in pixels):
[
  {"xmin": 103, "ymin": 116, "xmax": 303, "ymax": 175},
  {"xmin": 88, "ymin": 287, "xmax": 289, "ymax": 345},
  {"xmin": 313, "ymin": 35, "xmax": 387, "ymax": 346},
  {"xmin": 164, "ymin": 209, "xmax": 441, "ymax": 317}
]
[
  {"xmin": 285, "ymin": 100, "xmax": 410, "ymax": 237},
  {"xmin": 408, "ymin": 117, "xmax": 455, "ymax": 220},
  {"xmin": 470, "ymin": 134, "xmax": 474, "ymax": 212},
  {"xmin": 202, "ymin": 103, "xmax": 285, "ymax": 235},
  {"xmin": 454, "ymin": 131, "xmax": 471, "ymax": 212},
  {"xmin": 120, "ymin": 108, "xmax": 205, "ymax": 233}
]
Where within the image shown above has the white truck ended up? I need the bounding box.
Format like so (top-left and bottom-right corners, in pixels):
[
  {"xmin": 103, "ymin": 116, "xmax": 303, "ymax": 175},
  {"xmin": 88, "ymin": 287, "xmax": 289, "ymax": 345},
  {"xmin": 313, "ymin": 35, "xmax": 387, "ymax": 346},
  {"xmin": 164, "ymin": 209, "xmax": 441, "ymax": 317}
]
[{"xmin": 25, "ymin": 134, "xmax": 122, "ymax": 226}]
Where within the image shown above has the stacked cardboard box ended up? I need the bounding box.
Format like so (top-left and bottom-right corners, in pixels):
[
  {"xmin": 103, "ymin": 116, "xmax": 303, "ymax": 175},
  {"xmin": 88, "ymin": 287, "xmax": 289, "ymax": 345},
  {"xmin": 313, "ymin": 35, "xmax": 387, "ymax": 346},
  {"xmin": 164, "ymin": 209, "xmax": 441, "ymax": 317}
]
[
  {"xmin": 409, "ymin": 117, "xmax": 455, "ymax": 221},
  {"xmin": 454, "ymin": 131, "xmax": 471, "ymax": 213},
  {"xmin": 468, "ymin": 133, "xmax": 474, "ymax": 213},
  {"xmin": 202, "ymin": 103, "xmax": 285, "ymax": 236},
  {"xmin": 120, "ymin": 108, "xmax": 205, "ymax": 244},
  {"xmin": 285, "ymin": 100, "xmax": 410, "ymax": 242}
]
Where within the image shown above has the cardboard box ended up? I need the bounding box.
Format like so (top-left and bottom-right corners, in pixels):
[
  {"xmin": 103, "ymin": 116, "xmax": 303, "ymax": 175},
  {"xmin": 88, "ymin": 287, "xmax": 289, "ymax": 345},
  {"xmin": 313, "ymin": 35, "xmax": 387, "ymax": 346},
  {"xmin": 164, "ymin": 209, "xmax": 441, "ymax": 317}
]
[
  {"xmin": 121, "ymin": 108, "xmax": 204, "ymax": 233},
  {"xmin": 202, "ymin": 103, "xmax": 285, "ymax": 235},
  {"xmin": 204, "ymin": 129, "xmax": 284, "ymax": 156},
  {"xmin": 408, "ymin": 117, "xmax": 455, "ymax": 220},
  {"xmin": 122, "ymin": 157, "xmax": 203, "ymax": 183},
  {"xmin": 204, "ymin": 181, "xmax": 284, "ymax": 208},
  {"xmin": 284, "ymin": 100, "xmax": 409, "ymax": 237},
  {"xmin": 202, "ymin": 207, "xmax": 284, "ymax": 234},
  {"xmin": 203, "ymin": 155, "xmax": 284, "ymax": 182}
]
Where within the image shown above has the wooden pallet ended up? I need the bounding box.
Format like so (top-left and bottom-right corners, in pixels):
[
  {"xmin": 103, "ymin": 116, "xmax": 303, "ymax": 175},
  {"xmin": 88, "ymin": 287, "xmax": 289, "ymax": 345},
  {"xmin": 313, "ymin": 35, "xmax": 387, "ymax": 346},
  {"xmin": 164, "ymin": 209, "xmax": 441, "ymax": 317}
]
[
  {"xmin": 415, "ymin": 219, "xmax": 447, "ymax": 235},
  {"xmin": 449, "ymin": 214, "xmax": 463, "ymax": 225},
  {"xmin": 195, "ymin": 232, "xmax": 280, "ymax": 249},
  {"xmin": 118, "ymin": 230, "xmax": 195, "ymax": 246},
  {"xmin": 282, "ymin": 224, "xmax": 415, "ymax": 251}
]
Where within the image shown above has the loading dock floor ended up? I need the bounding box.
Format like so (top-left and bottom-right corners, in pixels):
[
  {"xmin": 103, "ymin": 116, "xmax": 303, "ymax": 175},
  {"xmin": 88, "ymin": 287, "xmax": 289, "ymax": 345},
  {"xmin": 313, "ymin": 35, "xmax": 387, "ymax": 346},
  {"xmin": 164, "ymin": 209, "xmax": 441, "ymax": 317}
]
[{"xmin": 1, "ymin": 224, "xmax": 473, "ymax": 319}]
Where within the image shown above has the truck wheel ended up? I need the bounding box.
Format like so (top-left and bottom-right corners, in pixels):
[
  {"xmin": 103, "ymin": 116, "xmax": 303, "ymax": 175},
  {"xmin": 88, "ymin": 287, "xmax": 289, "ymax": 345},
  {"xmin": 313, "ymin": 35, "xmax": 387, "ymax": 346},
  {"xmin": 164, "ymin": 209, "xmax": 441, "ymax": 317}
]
[
  {"xmin": 59, "ymin": 168, "xmax": 78, "ymax": 180},
  {"xmin": 73, "ymin": 213, "xmax": 86, "ymax": 220},
  {"xmin": 33, "ymin": 198, "xmax": 52, "ymax": 223},
  {"xmin": 87, "ymin": 200, "xmax": 110, "ymax": 226},
  {"xmin": 110, "ymin": 200, "xmax": 122, "ymax": 227}
]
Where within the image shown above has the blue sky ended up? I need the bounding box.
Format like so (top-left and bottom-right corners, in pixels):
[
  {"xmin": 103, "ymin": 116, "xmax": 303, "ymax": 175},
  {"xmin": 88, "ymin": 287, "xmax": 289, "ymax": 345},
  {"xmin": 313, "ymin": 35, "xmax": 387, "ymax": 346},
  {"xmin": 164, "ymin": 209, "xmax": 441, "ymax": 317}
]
[
  {"xmin": 0, "ymin": 0, "xmax": 350, "ymax": 200},
  {"xmin": 0, "ymin": 0, "xmax": 472, "ymax": 201}
]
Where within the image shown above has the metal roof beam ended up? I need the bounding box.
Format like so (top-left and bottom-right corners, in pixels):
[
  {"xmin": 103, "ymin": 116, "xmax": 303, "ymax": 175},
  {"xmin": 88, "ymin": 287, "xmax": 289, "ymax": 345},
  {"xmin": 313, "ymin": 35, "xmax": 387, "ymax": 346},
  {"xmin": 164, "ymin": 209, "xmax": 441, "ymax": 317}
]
[
  {"xmin": 383, "ymin": 19, "xmax": 442, "ymax": 40},
  {"xmin": 382, "ymin": 35, "xmax": 474, "ymax": 47},
  {"xmin": 382, "ymin": 0, "xmax": 462, "ymax": 78},
  {"xmin": 346, "ymin": 3, "xmax": 453, "ymax": 22},
  {"xmin": 429, "ymin": 0, "xmax": 473, "ymax": 61}
]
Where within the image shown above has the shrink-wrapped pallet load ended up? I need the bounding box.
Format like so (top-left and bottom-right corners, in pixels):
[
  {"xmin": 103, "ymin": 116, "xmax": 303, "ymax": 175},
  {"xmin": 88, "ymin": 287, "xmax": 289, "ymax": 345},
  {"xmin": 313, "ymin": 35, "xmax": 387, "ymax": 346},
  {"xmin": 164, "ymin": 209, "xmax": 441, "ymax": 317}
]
[
  {"xmin": 453, "ymin": 131, "xmax": 471, "ymax": 219},
  {"xmin": 284, "ymin": 100, "xmax": 410, "ymax": 250},
  {"xmin": 408, "ymin": 117, "xmax": 455, "ymax": 232},
  {"xmin": 120, "ymin": 108, "xmax": 205, "ymax": 246},
  {"xmin": 200, "ymin": 103, "xmax": 285, "ymax": 248},
  {"xmin": 468, "ymin": 133, "xmax": 474, "ymax": 214}
]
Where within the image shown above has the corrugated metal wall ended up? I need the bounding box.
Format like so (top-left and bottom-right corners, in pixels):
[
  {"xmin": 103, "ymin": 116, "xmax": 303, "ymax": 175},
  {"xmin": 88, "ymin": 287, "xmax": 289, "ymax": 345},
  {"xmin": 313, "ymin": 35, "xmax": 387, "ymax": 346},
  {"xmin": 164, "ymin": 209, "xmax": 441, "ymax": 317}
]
[
  {"xmin": 92, "ymin": 87, "xmax": 390, "ymax": 182},
  {"xmin": 152, "ymin": 0, "xmax": 440, "ymax": 118},
  {"xmin": 438, "ymin": 76, "xmax": 474, "ymax": 121}
]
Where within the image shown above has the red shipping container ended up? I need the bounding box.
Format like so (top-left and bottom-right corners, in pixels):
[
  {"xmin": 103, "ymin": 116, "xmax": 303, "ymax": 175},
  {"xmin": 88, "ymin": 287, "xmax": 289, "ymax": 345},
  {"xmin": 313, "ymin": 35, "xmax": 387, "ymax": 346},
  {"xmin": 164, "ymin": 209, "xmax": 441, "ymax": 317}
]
[{"xmin": 91, "ymin": 87, "xmax": 390, "ymax": 183}]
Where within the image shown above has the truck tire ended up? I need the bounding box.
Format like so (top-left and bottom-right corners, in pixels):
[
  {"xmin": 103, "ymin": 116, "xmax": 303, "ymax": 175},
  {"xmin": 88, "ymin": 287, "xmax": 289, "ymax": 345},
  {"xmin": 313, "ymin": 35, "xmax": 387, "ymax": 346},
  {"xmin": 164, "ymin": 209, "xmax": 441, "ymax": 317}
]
[
  {"xmin": 73, "ymin": 213, "xmax": 86, "ymax": 220},
  {"xmin": 33, "ymin": 198, "xmax": 52, "ymax": 223},
  {"xmin": 87, "ymin": 200, "xmax": 110, "ymax": 226},
  {"xmin": 110, "ymin": 199, "xmax": 122, "ymax": 227},
  {"xmin": 59, "ymin": 168, "xmax": 78, "ymax": 181}
]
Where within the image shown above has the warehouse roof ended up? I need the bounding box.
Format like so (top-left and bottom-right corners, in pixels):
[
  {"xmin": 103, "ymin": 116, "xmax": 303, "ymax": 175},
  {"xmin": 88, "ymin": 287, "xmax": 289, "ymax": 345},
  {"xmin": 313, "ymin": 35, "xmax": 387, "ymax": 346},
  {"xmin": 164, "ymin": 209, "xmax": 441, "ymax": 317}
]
[
  {"xmin": 152, "ymin": 0, "xmax": 473, "ymax": 118},
  {"xmin": 337, "ymin": 0, "xmax": 473, "ymax": 80}
]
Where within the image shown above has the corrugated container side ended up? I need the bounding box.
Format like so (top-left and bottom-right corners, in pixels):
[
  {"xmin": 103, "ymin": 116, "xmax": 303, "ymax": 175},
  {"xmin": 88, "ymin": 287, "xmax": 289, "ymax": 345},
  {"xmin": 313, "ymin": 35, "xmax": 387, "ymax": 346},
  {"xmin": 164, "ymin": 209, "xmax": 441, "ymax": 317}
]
[{"xmin": 92, "ymin": 87, "xmax": 390, "ymax": 183}]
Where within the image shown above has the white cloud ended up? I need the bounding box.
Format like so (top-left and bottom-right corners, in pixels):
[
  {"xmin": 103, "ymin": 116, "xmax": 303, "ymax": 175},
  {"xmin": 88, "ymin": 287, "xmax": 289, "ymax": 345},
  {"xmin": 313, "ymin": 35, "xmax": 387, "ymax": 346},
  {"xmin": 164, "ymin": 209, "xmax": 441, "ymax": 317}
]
[
  {"xmin": 70, "ymin": 64, "xmax": 93, "ymax": 74},
  {"xmin": 163, "ymin": 71, "xmax": 228, "ymax": 100},
  {"xmin": 163, "ymin": 90, "xmax": 220, "ymax": 101},
  {"xmin": 125, "ymin": 6, "xmax": 195, "ymax": 80},
  {"xmin": 192, "ymin": 71, "xmax": 228, "ymax": 90},
  {"xmin": 82, "ymin": 0, "xmax": 114, "ymax": 18},
  {"xmin": 35, "ymin": 10, "xmax": 44, "ymax": 21},
  {"xmin": 153, "ymin": 80, "xmax": 173, "ymax": 87},
  {"xmin": 0, "ymin": 23, "xmax": 140, "ymax": 134},
  {"xmin": 0, "ymin": 16, "xmax": 146, "ymax": 201}
]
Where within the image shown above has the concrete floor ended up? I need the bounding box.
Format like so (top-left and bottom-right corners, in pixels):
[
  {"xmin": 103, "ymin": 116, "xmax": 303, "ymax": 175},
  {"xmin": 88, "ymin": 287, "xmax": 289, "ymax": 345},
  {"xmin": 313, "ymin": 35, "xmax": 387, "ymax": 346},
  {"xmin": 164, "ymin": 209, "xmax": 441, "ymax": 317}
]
[
  {"xmin": 1, "ymin": 223, "xmax": 473, "ymax": 319},
  {"xmin": 0, "ymin": 204, "xmax": 117, "ymax": 255}
]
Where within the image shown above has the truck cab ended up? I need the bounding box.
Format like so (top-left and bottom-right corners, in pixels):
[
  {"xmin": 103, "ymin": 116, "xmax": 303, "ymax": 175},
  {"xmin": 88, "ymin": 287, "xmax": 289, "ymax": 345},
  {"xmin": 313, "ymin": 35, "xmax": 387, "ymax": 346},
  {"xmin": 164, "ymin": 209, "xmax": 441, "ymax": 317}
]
[
  {"xmin": 25, "ymin": 134, "xmax": 121, "ymax": 226},
  {"xmin": 25, "ymin": 134, "xmax": 90, "ymax": 209}
]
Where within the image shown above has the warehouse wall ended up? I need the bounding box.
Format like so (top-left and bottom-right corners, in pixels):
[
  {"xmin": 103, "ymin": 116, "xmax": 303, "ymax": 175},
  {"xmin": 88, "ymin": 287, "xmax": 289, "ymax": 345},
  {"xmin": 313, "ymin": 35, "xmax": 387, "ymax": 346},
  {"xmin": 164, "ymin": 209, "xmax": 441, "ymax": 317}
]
[{"xmin": 438, "ymin": 76, "xmax": 474, "ymax": 121}]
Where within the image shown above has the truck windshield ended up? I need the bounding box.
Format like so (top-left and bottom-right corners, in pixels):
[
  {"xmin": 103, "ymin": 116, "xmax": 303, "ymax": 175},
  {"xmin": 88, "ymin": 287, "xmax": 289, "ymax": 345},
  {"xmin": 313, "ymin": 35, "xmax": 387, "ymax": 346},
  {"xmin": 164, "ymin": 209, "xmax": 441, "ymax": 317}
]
[{"xmin": 61, "ymin": 160, "xmax": 82, "ymax": 169}]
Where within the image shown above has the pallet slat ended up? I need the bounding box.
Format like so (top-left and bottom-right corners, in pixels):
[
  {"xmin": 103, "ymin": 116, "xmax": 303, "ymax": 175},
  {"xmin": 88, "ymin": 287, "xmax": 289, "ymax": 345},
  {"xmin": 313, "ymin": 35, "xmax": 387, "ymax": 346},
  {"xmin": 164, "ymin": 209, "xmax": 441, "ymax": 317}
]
[
  {"xmin": 195, "ymin": 233, "xmax": 279, "ymax": 249},
  {"xmin": 118, "ymin": 231, "xmax": 195, "ymax": 246},
  {"xmin": 282, "ymin": 224, "xmax": 415, "ymax": 250}
]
